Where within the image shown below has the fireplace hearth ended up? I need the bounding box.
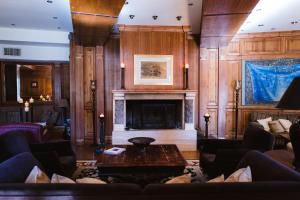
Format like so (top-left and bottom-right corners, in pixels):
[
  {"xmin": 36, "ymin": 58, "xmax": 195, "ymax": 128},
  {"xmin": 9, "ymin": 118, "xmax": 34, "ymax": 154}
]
[{"xmin": 126, "ymin": 100, "xmax": 182, "ymax": 130}]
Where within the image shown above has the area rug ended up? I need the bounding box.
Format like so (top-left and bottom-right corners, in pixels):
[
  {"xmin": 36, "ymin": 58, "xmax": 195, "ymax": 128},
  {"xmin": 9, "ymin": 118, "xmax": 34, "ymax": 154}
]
[{"xmin": 74, "ymin": 160, "xmax": 206, "ymax": 183}]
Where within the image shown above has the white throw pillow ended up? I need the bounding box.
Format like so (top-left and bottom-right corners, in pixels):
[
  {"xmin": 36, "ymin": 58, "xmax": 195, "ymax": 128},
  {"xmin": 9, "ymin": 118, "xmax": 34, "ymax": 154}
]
[
  {"xmin": 25, "ymin": 166, "xmax": 50, "ymax": 183},
  {"xmin": 225, "ymin": 166, "xmax": 252, "ymax": 182},
  {"xmin": 51, "ymin": 174, "xmax": 75, "ymax": 184},
  {"xmin": 257, "ymin": 117, "xmax": 272, "ymax": 132},
  {"xmin": 165, "ymin": 174, "xmax": 192, "ymax": 184},
  {"xmin": 76, "ymin": 177, "xmax": 106, "ymax": 184},
  {"xmin": 207, "ymin": 175, "xmax": 224, "ymax": 183},
  {"xmin": 278, "ymin": 119, "xmax": 292, "ymax": 132}
]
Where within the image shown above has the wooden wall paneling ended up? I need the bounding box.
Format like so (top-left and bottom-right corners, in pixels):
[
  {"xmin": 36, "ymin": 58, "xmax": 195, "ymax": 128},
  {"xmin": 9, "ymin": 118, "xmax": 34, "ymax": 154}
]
[
  {"xmin": 60, "ymin": 64, "xmax": 70, "ymax": 100},
  {"xmin": 70, "ymin": 44, "xmax": 85, "ymax": 144},
  {"xmin": 242, "ymin": 37, "xmax": 284, "ymax": 55},
  {"xmin": 207, "ymin": 49, "xmax": 219, "ymax": 107},
  {"xmin": 104, "ymin": 37, "xmax": 120, "ymax": 139},
  {"xmin": 120, "ymin": 28, "xmax": 186, "ymax": 90},
  {"xmin": 96, "ymin": 46, "xmax": 105, "ymax": 142},
  {"xmin": 53, "ymin": 63, "xmax": 61, "ymax": 105},
  {"xmin": 285, "ymin": 36, "xmax": 300, "ymax": 54}
]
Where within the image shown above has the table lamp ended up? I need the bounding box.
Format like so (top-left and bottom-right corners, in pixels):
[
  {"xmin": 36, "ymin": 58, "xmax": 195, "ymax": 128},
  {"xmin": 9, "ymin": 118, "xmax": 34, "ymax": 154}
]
[{"xmin": 276, "ymin": 76, "xmax": 300, "ymax": 170}]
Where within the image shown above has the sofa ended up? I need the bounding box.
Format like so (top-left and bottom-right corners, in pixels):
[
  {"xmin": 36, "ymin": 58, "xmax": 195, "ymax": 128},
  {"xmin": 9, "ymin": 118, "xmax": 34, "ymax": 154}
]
[
  {"xmin": 0, "ymin": 151, "xmax": 300, "ymax": 199},
  {"xmin": 248, "ymin": 112, "xmax": 299, "ymax": 149}
]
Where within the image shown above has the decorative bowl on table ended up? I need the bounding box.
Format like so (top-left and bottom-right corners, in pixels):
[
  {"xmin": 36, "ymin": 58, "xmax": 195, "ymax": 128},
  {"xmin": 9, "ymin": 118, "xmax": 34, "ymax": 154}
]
[{"xmin": 128, "ymin": 137, "xmax": 155, "ymax": 150}]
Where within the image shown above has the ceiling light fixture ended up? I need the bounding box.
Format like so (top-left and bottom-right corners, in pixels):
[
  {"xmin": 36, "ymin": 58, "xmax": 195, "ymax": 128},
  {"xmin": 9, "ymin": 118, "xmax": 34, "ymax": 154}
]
[
  {"xmin": 258, "ymin": 24, "xmax": 264, "ymax": 27},
  {"xmin": 125, "ymin": 1, "xmax": 129, "ymax": 4},
  {"xmin": 188, "ymin": 3, "xmax": 194, "ymax": 6},
  {"xmin": 176, "ymin": 16, "xmax": 182, "ymax": 21},
  {"xmin": 291, "ymin": 21, "xmax": 298, "ymax": 24},
  {"xmin": 129, "ymin": 15, "xmax": 135, "ymax": 19},
  {"xmin": 256, "ymin": 8, "xmax": 262, "ymax": 11},
  {"xmin": 53, "ymin": 17, "xmax": 58, "ymax": 19},
  {"xmin": 57, "ymin": 27, "xmax": 61, "ymax": 29},
  {"xmin": 46, "ymin": 0, "xmax": 53, "ymax": 3},
  {"xmin": 152, "ymin": 16, "xmax": 158, "ymax": 20},
  {"xmin": 11, "ymin": 24, "xmax": 15, "ymax": 26}
]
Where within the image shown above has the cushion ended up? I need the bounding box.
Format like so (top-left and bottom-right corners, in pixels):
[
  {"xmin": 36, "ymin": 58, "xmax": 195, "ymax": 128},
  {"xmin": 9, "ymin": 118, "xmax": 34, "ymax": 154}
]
[
  {"xmin": 278, "ymin": 119, "xmax": 292, "ymax": 132},
  {"xmin": 47, "ymin": 112, "xmax": 60, "ymax": 127},
  {"xmin": 268, "ymin": 120, "xmax": 285, "ymax": 134},
  {"xmin": 165, "ymin": 174, "xmax": 192, "ymax": 184},
  {"xmin": 51, "ymin": 173, "xmax": 75, "ymax": 184},
  {"xmin": 287, "ymin": 142, "xmax": 293, "ymax": 152},
  {"xmin": 76, "ymin": 177, "xmax": 106, "ymax": 184},
  {"xmin": 25, "ymin": 166, "xmax": 50, "ymax": 183},
  {"xmin": 207, "ymin": 175, "xmax": 224, "ymax": 183},
  {"xmin": 257, "ymin": 117, "xmax": 272, "ymax": 132},
  {"xmin": 225, "ymin": 166, "xmax": 252, "ymax": 182}
]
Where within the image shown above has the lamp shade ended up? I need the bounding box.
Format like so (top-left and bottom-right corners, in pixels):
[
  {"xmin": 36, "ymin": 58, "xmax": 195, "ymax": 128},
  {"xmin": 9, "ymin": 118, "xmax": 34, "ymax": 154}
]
[{"xmin": 277, "ymin": 77, "xmax": 300, "ymax": 109}]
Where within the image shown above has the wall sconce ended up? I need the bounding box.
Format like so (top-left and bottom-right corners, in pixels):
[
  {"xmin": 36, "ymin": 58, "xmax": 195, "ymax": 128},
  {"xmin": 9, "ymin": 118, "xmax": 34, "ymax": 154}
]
[
  {"xmin": 18, "ymin": 97, "xmax": 24, "ymax": 122},
  {"xmin": 121, "ymin": 63, "xmax": 125, "ymax": 89},
  {"xmin": 184, "ymin": 64, "xmax": 189, "ymax": 89}
]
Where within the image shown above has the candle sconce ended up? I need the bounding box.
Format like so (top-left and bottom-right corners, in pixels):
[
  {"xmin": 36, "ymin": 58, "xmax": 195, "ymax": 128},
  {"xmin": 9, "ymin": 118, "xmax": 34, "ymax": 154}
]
[
  {"xmin": 120, "ymin": 63, "xmax": 125, "ymax": 89},
  {"xmin": 184, "ymin": 64, "xmax": 189, "ymax": 89},
  {"xmin": 18, "ymin": 97, "xmax": 24, "ymax": 122}
]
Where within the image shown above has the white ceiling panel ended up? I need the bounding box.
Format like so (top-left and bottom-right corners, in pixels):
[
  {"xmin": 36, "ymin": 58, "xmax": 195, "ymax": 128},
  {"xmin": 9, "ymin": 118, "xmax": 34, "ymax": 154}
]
[{"xmin": 117, "ymin": 0, "xmax": 203, "ymax": 34}]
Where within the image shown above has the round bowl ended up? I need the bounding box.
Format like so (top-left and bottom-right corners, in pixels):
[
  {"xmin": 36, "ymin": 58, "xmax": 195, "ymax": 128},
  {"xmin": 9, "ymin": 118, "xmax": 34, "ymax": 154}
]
[{"xmin": 128, "ymin": 137, "xmax": 155, "ymax": 149}]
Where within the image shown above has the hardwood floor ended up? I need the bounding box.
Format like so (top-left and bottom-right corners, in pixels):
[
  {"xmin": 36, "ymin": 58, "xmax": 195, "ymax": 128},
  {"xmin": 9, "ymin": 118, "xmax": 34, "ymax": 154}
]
[{"xmin": 73, "ymin": 144, "xmax": 199, "ymax": 160}]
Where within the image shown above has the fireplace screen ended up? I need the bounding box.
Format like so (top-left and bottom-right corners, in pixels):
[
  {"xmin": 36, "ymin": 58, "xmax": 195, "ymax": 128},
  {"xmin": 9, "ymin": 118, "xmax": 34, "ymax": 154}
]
[{"xmin": 126, "ymin": 100, "xmax": 183, "ymax": 130}]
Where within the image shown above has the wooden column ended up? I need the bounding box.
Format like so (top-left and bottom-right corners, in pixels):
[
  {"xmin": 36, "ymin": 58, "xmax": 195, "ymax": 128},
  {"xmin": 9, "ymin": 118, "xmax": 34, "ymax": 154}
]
[
  {"xmin": 53, "ymin": 63, "xmax": 61, "ymax": 105},
  {"xmin": 96, "ymin": 46, "xmax": 105, "ymax": 143},
  {"xmin": 70, "ymin": 43, "xmax": 85, "ymax": 145}
]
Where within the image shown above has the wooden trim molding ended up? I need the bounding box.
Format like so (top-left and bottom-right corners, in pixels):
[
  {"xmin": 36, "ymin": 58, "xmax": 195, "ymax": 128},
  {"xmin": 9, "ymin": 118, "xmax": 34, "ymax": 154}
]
[{"xmin": 118, "ymin": 25, "xmax": 190, "ymax": 32}]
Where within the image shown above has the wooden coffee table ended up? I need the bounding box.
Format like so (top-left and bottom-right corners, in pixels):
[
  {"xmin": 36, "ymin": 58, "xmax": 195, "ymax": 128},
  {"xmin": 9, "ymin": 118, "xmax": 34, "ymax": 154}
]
[{"xmin": 96, "ymin": 144, "xmax": 186, "ymax": 179}]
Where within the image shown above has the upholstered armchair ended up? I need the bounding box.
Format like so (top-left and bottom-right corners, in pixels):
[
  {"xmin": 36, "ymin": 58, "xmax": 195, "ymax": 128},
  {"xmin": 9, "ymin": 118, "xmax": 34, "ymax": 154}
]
[
  {"xmin": 200, "ymin": 124, "xmax": 275, "ymax": 178},
  {"xmin": 0, "ymin": 132, "xmax": 76, "ymax": 177}
]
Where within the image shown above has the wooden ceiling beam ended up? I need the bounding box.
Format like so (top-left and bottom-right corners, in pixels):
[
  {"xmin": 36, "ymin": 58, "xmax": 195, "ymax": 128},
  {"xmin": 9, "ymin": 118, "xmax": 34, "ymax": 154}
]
[
  {"xmin": 200, "ymin": 0, "xmax": 259, "ymax": 48},
  {"xmin": 70, "ymin": 0, "xmax": 125, "ymax": 46}
]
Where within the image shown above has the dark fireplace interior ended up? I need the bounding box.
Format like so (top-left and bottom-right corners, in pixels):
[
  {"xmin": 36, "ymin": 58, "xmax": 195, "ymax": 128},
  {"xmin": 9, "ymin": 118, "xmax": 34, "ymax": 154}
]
[{"xmin": 126, "ymin": 100, "xmax": 182, "ymax": 130}]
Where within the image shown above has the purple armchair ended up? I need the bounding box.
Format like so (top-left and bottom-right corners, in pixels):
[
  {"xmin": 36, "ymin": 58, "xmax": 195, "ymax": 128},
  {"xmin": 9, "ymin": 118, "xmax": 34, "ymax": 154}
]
[{"xmin": 0, "ymin": 123, "xmax": 45, "ymax": 143}]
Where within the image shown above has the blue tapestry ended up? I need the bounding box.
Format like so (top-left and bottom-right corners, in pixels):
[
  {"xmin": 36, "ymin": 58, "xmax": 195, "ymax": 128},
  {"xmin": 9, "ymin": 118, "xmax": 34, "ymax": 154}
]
[{"xmin": 242, "ymin": 59, "xmax": 300, "ymax": 105}]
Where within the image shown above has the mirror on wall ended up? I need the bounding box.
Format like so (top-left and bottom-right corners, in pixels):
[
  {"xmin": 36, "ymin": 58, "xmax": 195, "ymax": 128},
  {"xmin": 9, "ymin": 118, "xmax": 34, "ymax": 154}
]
[{"xmin": 1, "ymin": 63, "xmax": 53, "ymax": 103}]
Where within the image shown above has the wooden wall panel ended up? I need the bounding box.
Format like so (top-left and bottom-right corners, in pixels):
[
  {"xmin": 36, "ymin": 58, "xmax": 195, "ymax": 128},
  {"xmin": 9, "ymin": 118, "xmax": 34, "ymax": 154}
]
[
  {"xmin": 104, "ymin": 37, "xmax": 120, "ymax": 139},
  {"xmin": 201, "ymin": 30, "xmax": 300, "ymax": 138},
  {"xmin": 120, "ymin": 28, "xmax": 186, "ymax": 90}
]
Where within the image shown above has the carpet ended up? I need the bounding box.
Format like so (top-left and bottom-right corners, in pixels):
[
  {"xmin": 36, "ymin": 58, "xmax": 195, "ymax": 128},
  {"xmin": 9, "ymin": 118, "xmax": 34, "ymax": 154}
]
[{"xmin": 74, "ymin": 160, "xmax": 206, "ymax": 183}]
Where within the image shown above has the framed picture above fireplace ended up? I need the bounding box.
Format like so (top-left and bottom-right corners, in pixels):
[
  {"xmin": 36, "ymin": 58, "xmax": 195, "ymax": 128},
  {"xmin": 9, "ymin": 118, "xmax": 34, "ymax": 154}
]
[{"xmin": 134, "ymin": 55, "xmax": 173, "ymax": 85}]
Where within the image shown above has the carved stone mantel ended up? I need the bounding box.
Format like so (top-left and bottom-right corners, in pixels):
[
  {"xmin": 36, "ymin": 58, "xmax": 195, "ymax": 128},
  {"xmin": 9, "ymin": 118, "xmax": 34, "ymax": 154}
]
[{"xmin": 112, "ymin": 90, "xmax": 197, "ymax": 151}]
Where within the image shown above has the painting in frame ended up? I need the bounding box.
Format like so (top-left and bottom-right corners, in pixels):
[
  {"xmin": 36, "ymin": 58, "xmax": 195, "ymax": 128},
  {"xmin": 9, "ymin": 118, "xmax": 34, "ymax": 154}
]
[
  {"xmin": 134, "ymin": 55, "xmax": 173, "ymax": 85},
  {"xmin": 242, "ymin": 58, "xmax": 300, "ymax": 105}
]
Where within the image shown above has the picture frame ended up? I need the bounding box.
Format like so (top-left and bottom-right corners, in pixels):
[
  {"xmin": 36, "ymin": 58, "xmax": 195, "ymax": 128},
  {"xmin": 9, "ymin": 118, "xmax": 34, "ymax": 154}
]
[
  {"xmin": 31, "ymin": 81, "xmax": 38, "ymax": 88},
  {"xmin": 134, "ymin": 55, "xmax": 173, "ymax": 85}
]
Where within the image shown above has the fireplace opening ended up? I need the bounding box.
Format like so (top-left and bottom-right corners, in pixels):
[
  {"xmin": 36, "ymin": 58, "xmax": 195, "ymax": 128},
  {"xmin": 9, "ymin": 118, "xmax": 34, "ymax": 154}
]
[{"xmin": 126, "ymin": 100, "xmax": 183, "ymax": 130}]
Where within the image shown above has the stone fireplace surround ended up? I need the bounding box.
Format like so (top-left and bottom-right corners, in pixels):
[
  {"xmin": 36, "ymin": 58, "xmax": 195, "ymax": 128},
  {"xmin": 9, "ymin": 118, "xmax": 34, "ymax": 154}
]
[{"xmin": 112, "ymin": 90, "xmax": 197, "ymax": 151}]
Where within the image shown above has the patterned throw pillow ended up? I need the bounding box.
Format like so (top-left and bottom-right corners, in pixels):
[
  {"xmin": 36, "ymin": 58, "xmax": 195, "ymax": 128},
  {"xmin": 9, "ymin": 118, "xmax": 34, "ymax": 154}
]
[
  {"xmin": 278, "ymin": 119, "xmax": 292, "ymax": 132},
  {"xmin": 225, "ymin": 166, "xmax": 252, "ymax": 182},
  {"xmin": 25, "ymin": 166, "xmax": 50, "ymax": 183}
]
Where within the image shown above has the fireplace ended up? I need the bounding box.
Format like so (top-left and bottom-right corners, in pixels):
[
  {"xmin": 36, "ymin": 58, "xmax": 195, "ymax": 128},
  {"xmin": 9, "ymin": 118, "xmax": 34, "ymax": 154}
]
[
  {"xmin": 126, "ymin": 100, "xmax": 182, "ymax": 130},
  {"xmin": 112, "ymin": 90, "xmax": 197, "ymax": 151}
]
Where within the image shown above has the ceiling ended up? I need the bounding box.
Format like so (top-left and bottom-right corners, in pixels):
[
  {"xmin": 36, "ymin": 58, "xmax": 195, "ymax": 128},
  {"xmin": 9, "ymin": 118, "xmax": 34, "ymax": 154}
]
[
  {"xmin": 117, "ymin": 0, "xmax": 203, "ymax": 34},
  {"xmin": 239, "ymin": 0, "xmax": 300, "ymax": 33},
  {"xmin": 0, "ymin": 0, "xmax": 72, "ymax": 32}
]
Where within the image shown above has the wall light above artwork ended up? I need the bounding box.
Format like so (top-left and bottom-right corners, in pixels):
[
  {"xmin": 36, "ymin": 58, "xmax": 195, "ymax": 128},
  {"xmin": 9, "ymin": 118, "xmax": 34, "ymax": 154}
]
[{"xmin": 134, "ymin": 55, "xmax": 173, "ymax": 85}]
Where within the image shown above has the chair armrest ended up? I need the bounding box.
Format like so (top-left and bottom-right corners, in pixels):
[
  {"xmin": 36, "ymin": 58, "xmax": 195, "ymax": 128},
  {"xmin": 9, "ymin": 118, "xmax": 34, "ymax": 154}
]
[
  {"xmin": 33, "ymin": 151, "xmax": 64, "ymax": 176},
  {"xmin": 214, "ymin": 148, "xmax": 250, "ymax": 177},
  {"xmin": 30, "ymin": 140, "xmax": 74, "ymax": 157},
  {"xmin": 199, "ymin": 139, "xmax": 243, "ymax": 154}
]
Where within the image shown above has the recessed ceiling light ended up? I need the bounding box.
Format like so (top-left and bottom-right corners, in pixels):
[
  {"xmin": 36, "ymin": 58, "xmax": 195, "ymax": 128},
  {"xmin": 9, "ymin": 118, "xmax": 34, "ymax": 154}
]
[
  {"xmin": 240, "ymin": 29, "xmax": 244, "ymax": 32},
  {"xmin": 11, "ymin": 23, "xmax": 15, "ymax": 26},
  {"xmin": 152, "ymin": 16, "xmax": 158, "ymax": 20},
  {"xmin": 258, "ymin": 24, "xmax": 264, "ymax": 27},
  {"xmin": 57, "ymin": 27, "xmax": 61, "ymax": 29},
  {"xmin": 53, "ymin": 17, "xmax": 58, "ymax": 19},
  {"xmin": 46, "ymin": 0, "xmax": 53, "ymax": 3},
  {"xmin": 125, "ymin": 1, "xmax": 129, "ymax": 4},
  {"xmin": 176, "ymin": 16, "xmax": 182, "ymax": 21},
  {"xmin": 291, "ymin": 21, "xmax": 298, "ymax": 24},
  {"xmin": 256, "ymin": 8, "xmax": 262, "ymax": 11},
  {"xmin": 246, "ymin": 21, "xmax": 251, "ymax": 24},
  {"xmin": 271, "ymin": 28, "xmax": 276, "ymax": 30},
  {"xmin": 188, "ymin": 3, "xmax": 194, "ymax": 6},
  {"xmin": 129, "ymin": 15, "xmax": 135, "ymax": 19}
]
